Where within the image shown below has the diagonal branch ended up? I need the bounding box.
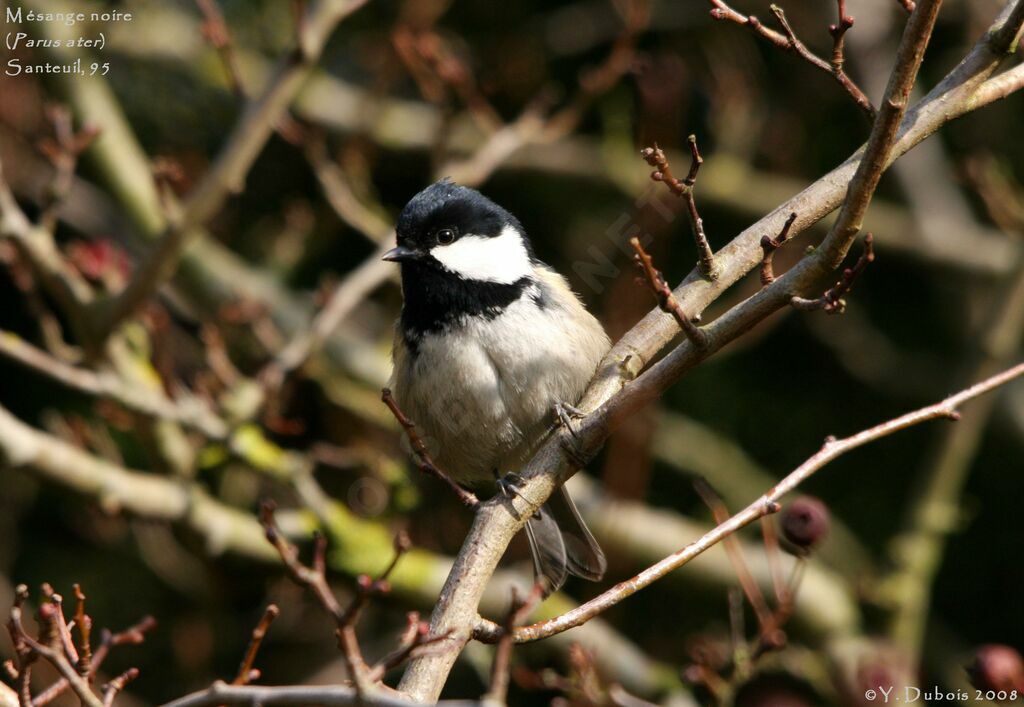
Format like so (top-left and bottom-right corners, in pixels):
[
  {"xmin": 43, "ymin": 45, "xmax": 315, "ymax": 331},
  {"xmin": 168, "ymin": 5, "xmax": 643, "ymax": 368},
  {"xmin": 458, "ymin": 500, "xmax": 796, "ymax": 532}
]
[
  {"xmin": 398, "ymin": 0, "xmax": 959, "ymax": 699},
  {"xmin": 708, "ymin": 0, "xmax": 877, "ymax": 120},
  {"xmin": 499, "ymin": 362, "xmax": 1024, "ymax": 643}
]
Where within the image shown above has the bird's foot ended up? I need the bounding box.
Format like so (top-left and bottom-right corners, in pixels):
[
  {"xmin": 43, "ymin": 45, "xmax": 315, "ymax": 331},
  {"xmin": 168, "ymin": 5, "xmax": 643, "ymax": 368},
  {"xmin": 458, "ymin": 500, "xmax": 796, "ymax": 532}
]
[
  {"xmin": 495, "ymin": 471, "xmax": 541, "ymax": 521},
  {"xmin": 554, "ymin": 401, "xmax": 586, "ymax": 439},
  {"xmin": 495, "ymin": 471, "xmax": 528, "ymax": 502}
]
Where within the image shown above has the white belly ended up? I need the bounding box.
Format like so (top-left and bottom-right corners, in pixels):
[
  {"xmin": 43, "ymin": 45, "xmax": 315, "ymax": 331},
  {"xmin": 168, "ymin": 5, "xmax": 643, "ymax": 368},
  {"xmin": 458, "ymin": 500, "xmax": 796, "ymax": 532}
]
[{"xmin": 391, "ymin": 293, "xmax": 606, "ymax": 485}]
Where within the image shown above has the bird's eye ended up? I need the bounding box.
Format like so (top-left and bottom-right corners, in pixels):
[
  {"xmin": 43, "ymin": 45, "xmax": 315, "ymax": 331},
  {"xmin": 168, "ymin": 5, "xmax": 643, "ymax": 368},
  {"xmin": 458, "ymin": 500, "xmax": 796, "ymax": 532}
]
[{"xmin": 436, "ymin": 228, "xmax": 457, "ymax": 245}]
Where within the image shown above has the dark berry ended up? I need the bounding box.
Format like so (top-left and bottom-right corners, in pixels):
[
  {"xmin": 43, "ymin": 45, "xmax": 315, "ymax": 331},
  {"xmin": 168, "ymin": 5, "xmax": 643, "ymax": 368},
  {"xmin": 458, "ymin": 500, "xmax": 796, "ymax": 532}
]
[{"xmin": 780, "ymin": 496, "xmax": 830, "ymax": 550}]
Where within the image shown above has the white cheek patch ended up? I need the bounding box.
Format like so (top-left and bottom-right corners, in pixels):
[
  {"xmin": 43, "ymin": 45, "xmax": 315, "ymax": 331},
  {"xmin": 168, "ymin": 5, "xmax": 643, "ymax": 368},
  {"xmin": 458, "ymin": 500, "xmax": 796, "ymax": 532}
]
[{"xmin": 430, "ymin": 224, "xmax": 533, "ymax": 284}]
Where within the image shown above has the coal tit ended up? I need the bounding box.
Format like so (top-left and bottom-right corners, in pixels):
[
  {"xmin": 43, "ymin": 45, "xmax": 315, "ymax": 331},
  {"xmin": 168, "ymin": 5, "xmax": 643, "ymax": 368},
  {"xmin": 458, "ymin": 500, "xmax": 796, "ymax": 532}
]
[{"xmin": 385, "ymin": 180, "xmax": 610, "ymax": 593}]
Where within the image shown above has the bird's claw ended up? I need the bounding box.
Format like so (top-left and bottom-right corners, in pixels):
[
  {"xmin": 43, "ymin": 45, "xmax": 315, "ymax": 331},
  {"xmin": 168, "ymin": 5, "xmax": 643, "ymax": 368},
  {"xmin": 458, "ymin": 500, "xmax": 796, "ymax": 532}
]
[
  {"xmin": 554, "ymin": 401, "xmax": 586, "ymax": 439},
  {"xmin": 495, "ymin": 471, "xmax": 542, "ymax": 520},
  {"xmin": 496, "ymin": 471, "xmax": 528, "ymax": 502}
]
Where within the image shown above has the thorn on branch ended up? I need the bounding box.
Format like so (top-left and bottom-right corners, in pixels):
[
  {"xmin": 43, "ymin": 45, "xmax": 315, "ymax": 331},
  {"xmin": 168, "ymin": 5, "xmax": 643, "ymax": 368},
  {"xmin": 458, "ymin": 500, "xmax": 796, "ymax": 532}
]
[
  {"xmin": 381, "ymin": 388, "xmax": 479, "ymax": 507},
  {"xmin": 640, "ymin": 139, "xmax": 718, "ymax": 278},
  {"xmin": 629, "ymin": 237, "xmax": 708, "ymax": 350},
  {"xmin": 760, "ymin": 212, "xmax": 798, "ymax": 286},
  {"xmin": 791, "ymin": 233, "xmax": 875, "ymax": 314}
]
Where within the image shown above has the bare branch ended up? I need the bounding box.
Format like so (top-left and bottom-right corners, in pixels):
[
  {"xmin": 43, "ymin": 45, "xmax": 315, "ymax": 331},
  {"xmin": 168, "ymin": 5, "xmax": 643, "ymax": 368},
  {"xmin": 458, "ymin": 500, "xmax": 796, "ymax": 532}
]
[
  {"xmin": 0, "ymin": 159, "xmax": 98, "ymax": 346},
  {"xmin": 258, "ymin": 504, "xmax": 440, "ymax": 693},
  {"xmin": 485, "ymin": 585, "xmax": 543, "ymax": 703},
  {"xmin": 640, "ymin": 139, "xmax": 718, "ymax": 278},
  {"xmin": 759, "ymin": 212, "xmax": 797, "ymax": 286},
  {"xmin": 232, "ymin": 605, "xmax": 280, "ymax": 686},
  {"xmin": 101, "ymin": 668, "xmax": 139, "ymax": 707},
  {"xmin": 0, "ymin": 331, "xmax": 229, "ymax": 439},
  {"xmin": 381, "ymin": 388, "xmax": 480, "ymax": 507},
  {"xmin": 880, "ymin": 261, "xmax": 1024, "ymax": 662},
  {"xmin": 708, "ymin": 0, "xmax": 876, "ymax": 120},
  {"xmin": 7, "ymin": 590, "xmax": 103, "ymax": 707},
  {"xmin": 194, "ymin": 0, "xmax": 246, "ymax": 96},
  {"xmin": 71, "ymin": 585, "xmax": 92, "ymax": 677},
  {"xmin": 95, "ymin": 0, "xmax": 369, "ymax": 342},
  {"xmin": 399, "ymin": 0, "xmax": 953, "ymax": 698},
  {"xmin": 829, "ymin": 0, "xmax": 855, "ymax": 73},
  {"xmin": 692, "ymin": 479, "xmax": 774, "ymax": 631},
  {"xmin": 790, "ymin": 233, "xmax": 875, "ymax": 313},
  {"xmin": 304, "ymin": 134, "xmax": 393, "ymax": 243},
  {"xmin": 160, "ymin": 682, "xmax": 476, "ymax": 707},
  {"xmin": 260, "ymin": 241, "xmax": 395, "ymax": 393},
  {"xmin": 629, "ymin": 238, "xmax": 708, "ymax": 349},
  {"xmin": 503, "ymin": 362, "xmax": 1024, "ymax": 643},
  {"xmin": 34, "ymin": 615, "xmax": 156, "ymax": 707}
]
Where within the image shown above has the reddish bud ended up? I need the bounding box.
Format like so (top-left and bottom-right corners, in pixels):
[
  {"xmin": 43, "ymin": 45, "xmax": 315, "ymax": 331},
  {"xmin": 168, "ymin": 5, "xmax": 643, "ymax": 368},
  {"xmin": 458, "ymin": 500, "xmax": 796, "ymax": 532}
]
[{"xmin": 780, "ymin": 496, "xmax": 830, "ymax": 551}]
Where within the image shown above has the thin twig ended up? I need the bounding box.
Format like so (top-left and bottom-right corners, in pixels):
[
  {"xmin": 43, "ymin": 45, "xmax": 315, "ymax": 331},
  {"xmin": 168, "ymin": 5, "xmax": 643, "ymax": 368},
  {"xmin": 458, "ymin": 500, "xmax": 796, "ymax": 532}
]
[
  {"xmin": 365, "ymin": 612, "xmax": 444, "ymax": 683},
  {"xmin": 161, "ymin": 682, "xmax": 471, "ymax": 707},
  {"xmin": 629, "ymin": 238, "xmax": 708, "ymax": 349},
  {"xmin": 0, "ymin": 331, "xmax": 229, "ymax": 440},
  {"xmin": 759, "ymin": 212, "xmax": 797, "ymax": 286},
  {"xmin": 640, "ymin": 140, "xmax": 718, "ymax": 278},
  {"xmin": 8, "ymin": 591, "xmax": 103, "ymax": 707},
  {"xmin": 232, "ymin": 605, "xmax": 280, "ymax": 685},
  {"xmin": 707, "ymin": 0, "xmax": 876, "ymax": 120},
  {"xmin": 693, "ymin": 479, "xmax": 775, "ymax": 631},
  {"xmin": 101, "ymin": 668, "xmax": 139, "ymax": 707},
  {"xmin": 40, "ymin": 586, "xmax": 78, "ymax": 667},
  {"xmin": 31, "ymin": 611, "xmax": 155, "ymax": 707},
  {"xmin": 194, "ymin": 0, "xmax": 246, "ymax": 95},
  {"xmin": 791, "ymin": 233, "xmax": 875, "ymax": 313},
  {"xmin": 95, "ymin": 0, "xmax": 369, "ymax": 342},
  {"xmin": 498, "ymin": 361, "xmax": 1024, "ymax": 643},
  {"xmin": 380, "ymin": 388, "xmax": 479, "ymax": 506},
  {"xmin": 829, "ymin": 0, "xmax": 855, "ymax": 73},
  {"xmin": 260, "ymin": 241, "xmax": 394, "ymax": 394},
  {"xmin": 72, "ymin": 585, "xmax": 92, "ymax": 677},
  {"xmin": 37, "ymin": 105, "xmax": 100, "ymax": 236},
  {"xmin": 258, "ymin": 504, "xmax": 437, "ymax": 692},
  {"xmin": 485, "ymin": 584, "xmax": 543, "ymax": 703}
]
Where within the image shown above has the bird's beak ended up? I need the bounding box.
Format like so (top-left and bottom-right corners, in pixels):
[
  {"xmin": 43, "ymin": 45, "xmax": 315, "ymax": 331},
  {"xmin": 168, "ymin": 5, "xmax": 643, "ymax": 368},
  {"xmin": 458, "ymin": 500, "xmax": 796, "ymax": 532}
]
[{"xmin": 382, "ymin": 245, "xmax": 421, "ymax": 263}]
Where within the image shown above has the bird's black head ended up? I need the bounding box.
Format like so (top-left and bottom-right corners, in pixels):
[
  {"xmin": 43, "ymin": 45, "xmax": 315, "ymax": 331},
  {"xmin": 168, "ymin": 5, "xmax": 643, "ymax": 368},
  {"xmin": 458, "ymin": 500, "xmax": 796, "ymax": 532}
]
[
  {"xmin": 385, "ymin": 181, "xmax": 541, "ymax": 339},
  {"xmin": 385, "ymin": 180, "xmax": 535, "ymax": 283}
]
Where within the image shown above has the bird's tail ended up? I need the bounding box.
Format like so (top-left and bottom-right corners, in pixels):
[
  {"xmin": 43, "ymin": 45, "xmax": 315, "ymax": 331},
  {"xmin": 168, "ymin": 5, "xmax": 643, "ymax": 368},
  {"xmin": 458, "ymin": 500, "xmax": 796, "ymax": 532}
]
[{"xmin": 524, "ymin": 484, "xmax": 606, "ymax": 595}]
